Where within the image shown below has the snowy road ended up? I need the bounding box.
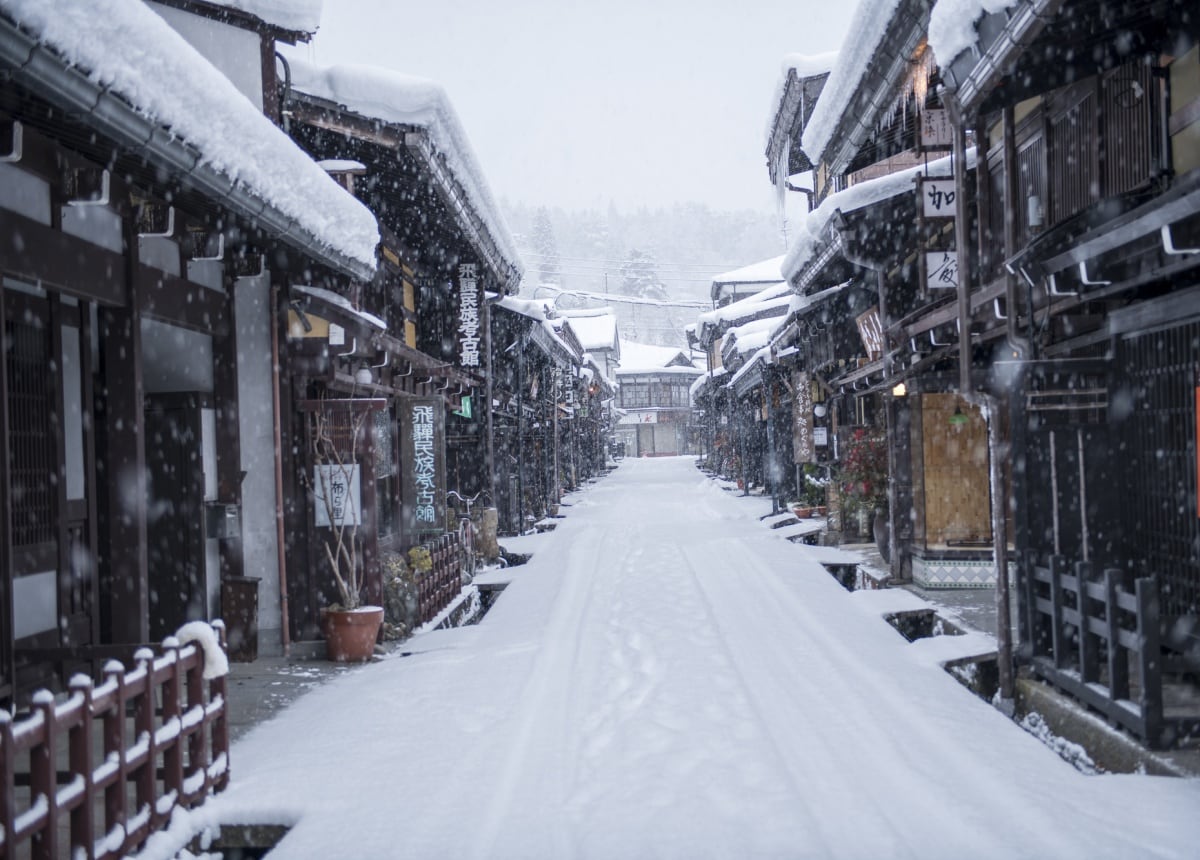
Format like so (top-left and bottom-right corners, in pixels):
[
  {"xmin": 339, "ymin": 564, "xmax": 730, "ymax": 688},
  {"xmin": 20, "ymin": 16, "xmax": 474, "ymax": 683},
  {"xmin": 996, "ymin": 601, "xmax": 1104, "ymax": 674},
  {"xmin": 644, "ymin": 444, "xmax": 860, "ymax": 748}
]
[{"xmin": 174, "ymin": 457, "xmax": 1200, "ymax": 859}]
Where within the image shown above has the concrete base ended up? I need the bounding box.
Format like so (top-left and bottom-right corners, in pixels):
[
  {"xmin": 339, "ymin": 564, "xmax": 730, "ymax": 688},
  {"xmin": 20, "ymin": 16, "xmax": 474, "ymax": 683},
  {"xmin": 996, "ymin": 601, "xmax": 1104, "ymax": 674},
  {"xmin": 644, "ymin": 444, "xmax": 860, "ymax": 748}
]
[{"xmin": 1014, "ymin": 675, "xmax": 1200, "ymax": 777}]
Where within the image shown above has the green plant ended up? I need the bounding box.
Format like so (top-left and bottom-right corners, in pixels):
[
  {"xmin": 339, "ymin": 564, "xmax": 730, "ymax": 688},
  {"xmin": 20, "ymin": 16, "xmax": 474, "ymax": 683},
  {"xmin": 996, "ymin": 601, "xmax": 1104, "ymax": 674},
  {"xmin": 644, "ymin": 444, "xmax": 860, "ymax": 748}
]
[
  {"xmin": 839, "ymin": 427, "xmax": 888, "ymax": 514},
  {"xmin": 407, "ymin": 545, "xmax": 433, "ymax": 575}
]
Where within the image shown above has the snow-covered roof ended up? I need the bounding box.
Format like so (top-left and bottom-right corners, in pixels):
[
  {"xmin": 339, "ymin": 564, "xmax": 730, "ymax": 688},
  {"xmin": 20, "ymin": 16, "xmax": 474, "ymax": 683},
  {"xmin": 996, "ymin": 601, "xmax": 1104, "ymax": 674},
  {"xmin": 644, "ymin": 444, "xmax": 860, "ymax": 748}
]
[
  {"xmin": 690, "ymin": 366, "xmax": 728, "ymax": 398},
  {"xmin": 293, "ymin": 285, "xmax": 385, "ymax": 330},
  {"xmin": 764, "ymin": 52, "xmax": 838, "ymax": 178},
  {"xmin": 801, "ymin": 0, "xmax": 913, "ymax": 167},
  {"xmin": 560, "ymin": 308, "xmax": 619, "ymax": 353},
  {"xmin": 616, "ymin": 341, "xmax": 699, "ymax": 375},
  {"xmin": 495, "ymin": 296, "xmax": 581, "ymax": 365},
  {"xmin": 782, "ymin": 150, "xmax": 974, "ymax": 283},
  {"xmin": 728, "ymin": 345, "xmax": 773, "ymax": 391},
  {"xmin": 697, "ymin": 282, "xmax": 792, "ymax": 330},
  {"xmin": 711, "ymin": 255, "xmax": 786, "ymax": 286},
  {"xmin": 724, "ymin": 315, "xmax": 786, "ymax": 358},
  {"xmin": 201, "ymin": 0, "xmax": 322, "ymax": 34},
  {"xmin": 928, "ymin": 0, "xmax": 1020, "ymax": 66},
  {"xmin": 0, "ymin": 0, "xmax": 379, "ymax": 275},
  {"xmin": 288, "ymin": 58, "xmax": 521, "ymax": 280}
]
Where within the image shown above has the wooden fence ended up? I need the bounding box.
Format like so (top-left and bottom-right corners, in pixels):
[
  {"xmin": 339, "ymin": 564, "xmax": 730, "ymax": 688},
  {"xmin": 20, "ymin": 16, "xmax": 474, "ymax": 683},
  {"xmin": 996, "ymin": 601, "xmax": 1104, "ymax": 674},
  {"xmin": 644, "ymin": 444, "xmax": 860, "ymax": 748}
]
[
  {"xmin": 1024, "ymin": 553, "xmax": 1173, "ymax": 747},
  {"xmin": 0, "ymin": 629, "xmax": 229, "ymax": 859},
  {"xmin": 416, "ymin": 532, "xmax": 464, "ymax": 627}
]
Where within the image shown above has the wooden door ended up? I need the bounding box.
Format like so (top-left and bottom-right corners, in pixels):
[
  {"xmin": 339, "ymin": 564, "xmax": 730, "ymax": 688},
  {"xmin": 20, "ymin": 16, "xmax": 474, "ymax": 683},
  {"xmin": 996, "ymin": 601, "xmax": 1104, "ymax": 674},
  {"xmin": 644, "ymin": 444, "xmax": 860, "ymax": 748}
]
[{"xmin": 145, "ymin": 395, "xmax": 206, "ymax": 640}]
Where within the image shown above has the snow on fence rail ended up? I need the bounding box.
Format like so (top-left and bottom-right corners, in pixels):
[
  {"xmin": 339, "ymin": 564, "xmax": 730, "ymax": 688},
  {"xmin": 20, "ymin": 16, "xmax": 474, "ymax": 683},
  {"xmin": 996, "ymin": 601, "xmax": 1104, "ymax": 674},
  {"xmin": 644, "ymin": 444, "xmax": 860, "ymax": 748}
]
[
  {"xmin": 0, "ymin": 623, "xmax": 230, "ymax": 859},
  {"xmin": 417, "ymin": 532, "xmax": 464, "ymax": 627}
]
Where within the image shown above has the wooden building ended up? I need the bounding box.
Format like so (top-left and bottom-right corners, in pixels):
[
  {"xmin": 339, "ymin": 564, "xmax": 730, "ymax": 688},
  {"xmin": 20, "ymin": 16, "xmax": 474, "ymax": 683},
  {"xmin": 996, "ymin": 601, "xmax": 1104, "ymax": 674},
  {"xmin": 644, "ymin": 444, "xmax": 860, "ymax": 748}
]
[
  {"xmin": 276, "ymin": 59, "xmax": 522, "ymax": 640},
  {"xmin": 0, "ymin": 0, "xmax": 379, "ymax": 698},
  {"xmin": 936, "ymin": 0, "xmax": 1200, "ymax": 747},
  {"xmin": 613, "ymin": 341, "xmax": 702, "ymax": 458}
]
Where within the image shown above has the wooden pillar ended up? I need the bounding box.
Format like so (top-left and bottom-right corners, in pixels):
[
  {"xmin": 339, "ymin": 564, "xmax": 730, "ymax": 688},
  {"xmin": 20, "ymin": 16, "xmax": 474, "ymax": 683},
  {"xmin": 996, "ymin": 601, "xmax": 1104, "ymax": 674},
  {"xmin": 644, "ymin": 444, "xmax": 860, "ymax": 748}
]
[
  {"xmin": 100, "ymin": 300, "xmax": 148, "ymax": 643},
  {"xmin": 214, "ymin": 276, "xmax": 243, "ymax": 581}
]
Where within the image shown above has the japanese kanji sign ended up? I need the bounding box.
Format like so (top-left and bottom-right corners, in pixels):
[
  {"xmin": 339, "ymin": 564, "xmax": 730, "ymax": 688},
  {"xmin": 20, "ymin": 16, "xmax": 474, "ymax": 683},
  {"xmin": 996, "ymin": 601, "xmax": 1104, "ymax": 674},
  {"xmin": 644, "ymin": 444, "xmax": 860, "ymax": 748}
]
[
  {"xmin": 919, "ymin": 109, "xmax": 953, "ymax": 149},
  {"xmin": 921, "ymin": 178, "xmax": 957, "ymax": 218},
  {"xmin": 792, "ymin": 369, "xmax": 814, "ymax": 464},
  {"xmin": 313, "ymin": 464, "xmax": 361, "ymax": 527},
  {"xmin": 455, "ymin": 262, "xmax": 482, "ymax": 369},
  {"xmin": 400, "ymin": 398, "xmax": 446, "ymax": 535},
  {"xmin": 925, "ymin": 250, "xmax": 960, "ymax": 290}
]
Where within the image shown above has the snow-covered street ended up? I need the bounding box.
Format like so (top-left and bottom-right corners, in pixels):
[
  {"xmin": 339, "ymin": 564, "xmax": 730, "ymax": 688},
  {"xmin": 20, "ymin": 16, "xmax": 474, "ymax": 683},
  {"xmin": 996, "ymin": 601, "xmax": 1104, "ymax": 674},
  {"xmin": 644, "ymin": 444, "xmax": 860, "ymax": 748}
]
[{"xmin": 182, "ymin": 458, "xmax": 1199, "ymax": 859}]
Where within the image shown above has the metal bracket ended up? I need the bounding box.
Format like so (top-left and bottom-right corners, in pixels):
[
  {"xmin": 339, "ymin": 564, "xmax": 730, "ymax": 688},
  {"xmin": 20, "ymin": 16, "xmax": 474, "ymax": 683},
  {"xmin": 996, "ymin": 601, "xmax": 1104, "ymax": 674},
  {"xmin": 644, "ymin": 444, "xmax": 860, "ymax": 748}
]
[
  {"xmin": 1077, "ymin": 261, "xmax": 1110, "ymax": 287},
  {"xmin": 1048, "ymin": 274, "xmax": 1077, "ymax": 297},
  {"xmin": 1161, "ymin": 223, "xmax": 1200, "ymax": 256}
]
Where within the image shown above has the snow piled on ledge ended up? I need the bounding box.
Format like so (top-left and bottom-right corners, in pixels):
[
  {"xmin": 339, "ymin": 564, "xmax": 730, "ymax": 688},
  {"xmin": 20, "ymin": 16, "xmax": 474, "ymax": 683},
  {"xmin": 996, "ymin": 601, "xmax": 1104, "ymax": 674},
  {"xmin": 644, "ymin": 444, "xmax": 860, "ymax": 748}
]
[
  {"xmin": 288, "ymin": 58, "xmax": 521, "ymax": 272},
  {"xmin": 1, "ymin": 0, "xmax": 379, "ymax": 273},
  {"xmin": 928, "ymin": 0, "xmax": 1021, "ymax": 67},
  {"xmin": 205, "ymin": 0, "xmax": 323, "ymax": 34}
]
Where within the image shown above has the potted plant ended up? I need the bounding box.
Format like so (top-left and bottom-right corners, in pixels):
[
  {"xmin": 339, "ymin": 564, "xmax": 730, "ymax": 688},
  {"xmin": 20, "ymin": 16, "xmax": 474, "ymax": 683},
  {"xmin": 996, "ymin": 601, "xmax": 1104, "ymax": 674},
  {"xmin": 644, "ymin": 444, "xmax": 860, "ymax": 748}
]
[
  {"xmin": 838, "ymin": 427, "xmax": 890, "ymax": 559},
  {"xmin": 309, "ymin": 402, "xmax": 383, "ymax": 661}
]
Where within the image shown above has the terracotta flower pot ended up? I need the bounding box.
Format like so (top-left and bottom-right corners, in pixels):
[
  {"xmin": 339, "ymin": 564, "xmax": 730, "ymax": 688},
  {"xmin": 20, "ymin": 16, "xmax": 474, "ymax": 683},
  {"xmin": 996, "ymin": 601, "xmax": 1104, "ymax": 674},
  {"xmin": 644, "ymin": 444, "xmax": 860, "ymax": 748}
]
[{"xmin": 321, "ymin": 605, "xmax": 384, "ymax": 662}]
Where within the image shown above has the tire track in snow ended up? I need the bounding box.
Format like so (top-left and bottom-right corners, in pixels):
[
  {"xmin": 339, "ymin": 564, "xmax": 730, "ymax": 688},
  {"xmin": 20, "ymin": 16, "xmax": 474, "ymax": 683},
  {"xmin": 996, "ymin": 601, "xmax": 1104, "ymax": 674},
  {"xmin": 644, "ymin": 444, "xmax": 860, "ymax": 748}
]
[
  {"xmin": 467, "ymin": 521, "xmax": 609, "ymax": 860},
  {"xmin": 683, "ymin": 532, "xmax": 1084, "ymax": 860}
]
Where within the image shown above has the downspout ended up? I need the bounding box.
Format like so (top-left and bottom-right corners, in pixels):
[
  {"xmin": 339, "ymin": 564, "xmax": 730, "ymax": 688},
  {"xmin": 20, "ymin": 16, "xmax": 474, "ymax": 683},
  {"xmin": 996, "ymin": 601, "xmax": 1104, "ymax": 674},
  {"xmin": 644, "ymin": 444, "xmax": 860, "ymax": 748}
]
[
  {"xmin": 484, "ymin": 293, "xmax": 499, "ymax": 511},
  {"xmin": 270, "ymin": 285, "xmax": 291, "ymax": 656},
  {"xmin": 947, "ymin": 94, "xmax": 1015, "ymax": 704}
]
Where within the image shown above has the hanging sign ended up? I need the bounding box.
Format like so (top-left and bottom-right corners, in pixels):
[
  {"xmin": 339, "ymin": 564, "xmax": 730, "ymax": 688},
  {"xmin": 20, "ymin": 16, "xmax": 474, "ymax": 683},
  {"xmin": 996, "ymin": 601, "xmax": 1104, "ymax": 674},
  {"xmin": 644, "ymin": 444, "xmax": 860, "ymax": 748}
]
[
  {"xmin": 921, "ymin": 178, "xmax": 957, "ymax": 218},
  {"xmin": 793, "ymin": 369, "xmax": 814, "ymax": 464},
  {"xmin": 313, "ymin": 464, "xmax": 361, "ymax": 527},
  {"xmin": 925, "ymin": 250, "xmax": 960, "ymax": 290},
  {"xmin": 455, "ymin": 262, "xmax": 482, "ymax": 369},
  {"xmin": 855, "ymin": 307, "xmax": 885, "ymax": 361},
  {"xmin": 919, "ymin": 109, "xmax": 953, "ymax": 150},
  {"xmin": 401, "ymin": 398, "xmax": 446, "ymax": 534}
]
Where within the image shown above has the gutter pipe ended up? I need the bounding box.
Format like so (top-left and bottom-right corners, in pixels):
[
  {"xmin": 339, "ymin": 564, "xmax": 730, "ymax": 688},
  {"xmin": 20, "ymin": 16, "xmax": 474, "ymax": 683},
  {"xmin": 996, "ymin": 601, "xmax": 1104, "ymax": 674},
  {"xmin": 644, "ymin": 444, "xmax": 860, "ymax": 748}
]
[{"xmin": 0, "ymin": 19, "xmax": 375, "ymax": 283}]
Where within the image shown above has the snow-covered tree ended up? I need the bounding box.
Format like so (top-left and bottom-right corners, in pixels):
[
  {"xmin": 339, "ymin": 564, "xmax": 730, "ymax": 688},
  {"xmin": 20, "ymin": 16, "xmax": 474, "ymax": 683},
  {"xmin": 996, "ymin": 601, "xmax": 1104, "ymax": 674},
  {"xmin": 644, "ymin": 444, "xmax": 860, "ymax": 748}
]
[
  {"xmin": 531, "ymin": 207, "xmax": 561, "ymax": 287},
  {"xmin": 619, "ymin": 248, "xmax": 668, "ymax": 300}
]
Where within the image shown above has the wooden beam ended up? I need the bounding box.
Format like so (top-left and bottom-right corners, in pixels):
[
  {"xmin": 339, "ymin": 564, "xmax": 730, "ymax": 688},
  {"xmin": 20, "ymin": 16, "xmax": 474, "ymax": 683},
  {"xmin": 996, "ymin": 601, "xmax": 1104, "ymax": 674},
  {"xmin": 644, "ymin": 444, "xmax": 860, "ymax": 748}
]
[
  {"xmin": 135, "ymin": 265, "xmax": 229, "ymax": 335},
  {"xmin": 0, "ymin": 209, "xmax": 126, "ymax": 306}
]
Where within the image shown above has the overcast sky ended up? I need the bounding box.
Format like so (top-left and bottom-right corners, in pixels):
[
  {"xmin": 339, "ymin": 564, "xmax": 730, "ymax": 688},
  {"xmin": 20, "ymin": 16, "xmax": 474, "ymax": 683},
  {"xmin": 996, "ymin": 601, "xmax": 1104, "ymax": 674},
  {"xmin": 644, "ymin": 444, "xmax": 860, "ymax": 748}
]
[{"xmin": 293, "ymin": 0, "xmax": 855, "ymax": 215}]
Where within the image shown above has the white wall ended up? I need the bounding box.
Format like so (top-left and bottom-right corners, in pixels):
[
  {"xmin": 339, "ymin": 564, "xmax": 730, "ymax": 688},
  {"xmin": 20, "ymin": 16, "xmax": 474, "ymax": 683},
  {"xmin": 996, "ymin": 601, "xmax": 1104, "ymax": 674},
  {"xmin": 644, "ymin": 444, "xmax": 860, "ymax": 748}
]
[
  {"xmin": 234, "ymin": 273, "xmax": 283, "ymax": 653},
  {"xmin": 147, "ymin": 2, "xmax": 265, "ymax": 111}
]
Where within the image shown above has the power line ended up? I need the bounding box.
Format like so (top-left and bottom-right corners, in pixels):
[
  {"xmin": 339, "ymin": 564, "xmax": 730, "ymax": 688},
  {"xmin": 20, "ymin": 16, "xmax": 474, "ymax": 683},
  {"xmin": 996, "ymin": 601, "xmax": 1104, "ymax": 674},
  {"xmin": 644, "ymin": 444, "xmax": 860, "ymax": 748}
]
[{"xmin": 519, "ymin": 250, "xmax": 753, "ymax": 272}]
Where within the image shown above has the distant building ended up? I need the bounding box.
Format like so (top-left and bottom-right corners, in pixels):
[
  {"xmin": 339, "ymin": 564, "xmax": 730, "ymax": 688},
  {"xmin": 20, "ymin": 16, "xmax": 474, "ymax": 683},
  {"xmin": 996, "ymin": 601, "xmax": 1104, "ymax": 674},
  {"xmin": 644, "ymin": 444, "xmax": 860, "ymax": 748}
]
[{"xmin": 614, "ymin": 341, "xmax": 702, "ymax": 457}]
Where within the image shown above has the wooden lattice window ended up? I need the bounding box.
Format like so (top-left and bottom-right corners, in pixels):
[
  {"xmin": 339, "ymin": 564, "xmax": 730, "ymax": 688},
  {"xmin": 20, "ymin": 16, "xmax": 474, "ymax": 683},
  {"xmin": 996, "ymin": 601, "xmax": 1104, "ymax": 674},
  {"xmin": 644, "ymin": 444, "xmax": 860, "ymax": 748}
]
[{"xmin": 4, "ymin": 313, "xmax": 55, "ymax": 547}]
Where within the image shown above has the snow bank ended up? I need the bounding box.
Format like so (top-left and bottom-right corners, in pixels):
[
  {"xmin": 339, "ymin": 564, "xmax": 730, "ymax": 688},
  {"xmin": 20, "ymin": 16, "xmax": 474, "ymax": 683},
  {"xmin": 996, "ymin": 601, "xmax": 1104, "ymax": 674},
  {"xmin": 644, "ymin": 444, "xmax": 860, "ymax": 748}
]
[{"xmin": 0, "ymin": 0, "xmax": 379, "ymax": 273}]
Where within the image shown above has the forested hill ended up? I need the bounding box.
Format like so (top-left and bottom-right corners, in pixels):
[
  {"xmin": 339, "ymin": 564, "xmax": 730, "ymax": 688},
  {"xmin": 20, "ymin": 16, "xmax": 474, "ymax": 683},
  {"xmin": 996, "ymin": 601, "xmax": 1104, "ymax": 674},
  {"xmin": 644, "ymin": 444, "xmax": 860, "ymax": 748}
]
[{"xmin": 501, "ymin": 201, "xmax": 787, "ymax": 304}]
